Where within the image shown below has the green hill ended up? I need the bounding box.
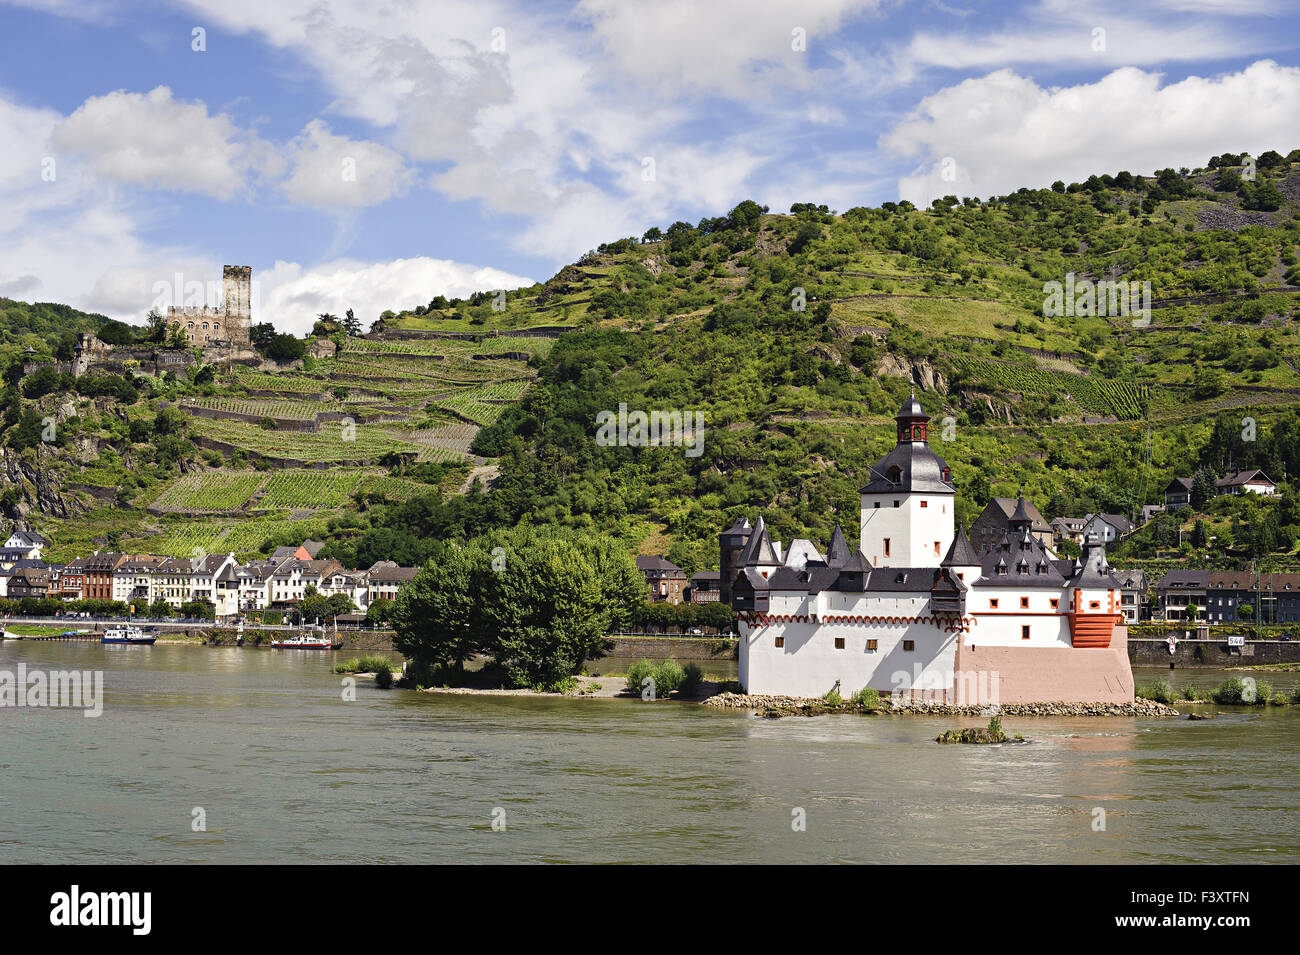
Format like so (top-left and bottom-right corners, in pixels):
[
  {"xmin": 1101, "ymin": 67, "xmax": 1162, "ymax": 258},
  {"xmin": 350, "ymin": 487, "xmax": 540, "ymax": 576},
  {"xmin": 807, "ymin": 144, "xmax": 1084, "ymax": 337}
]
[{"xmin": 5, "ymin": 148, "xmax": 1300, "ymax": 571}]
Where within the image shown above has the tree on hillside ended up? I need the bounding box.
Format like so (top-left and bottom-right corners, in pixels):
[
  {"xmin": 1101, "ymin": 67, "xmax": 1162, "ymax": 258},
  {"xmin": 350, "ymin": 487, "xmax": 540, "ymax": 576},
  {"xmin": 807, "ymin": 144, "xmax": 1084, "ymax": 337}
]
[{"xmin": 342, "ymin": 308, "xmax": 363, "ymax": 337}]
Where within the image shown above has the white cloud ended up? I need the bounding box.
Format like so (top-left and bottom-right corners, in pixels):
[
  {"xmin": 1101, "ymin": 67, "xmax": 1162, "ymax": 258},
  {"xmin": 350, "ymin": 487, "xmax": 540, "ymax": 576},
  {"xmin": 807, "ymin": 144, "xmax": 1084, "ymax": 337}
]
[
  {"xmin": 575, "ymin": 0, "xmax": 877, "ymax": 98},
  {"xmin": 282, "ymin": 119, "xmax": 412, "ymax": 207},
  {"xmin": 890, "ymin": 0, "xmax": 1271, "ymax": 86},
  {"xmin": 881, "ymin": 60, "xmax": 1300, "ymax": 207},
  {"xmin": 52, "ymin": 86, "xmax": 276, "ymax": 199},
  {"xmin": 257, "ymin": 257, "xmax": 535, "ymax": 335}
]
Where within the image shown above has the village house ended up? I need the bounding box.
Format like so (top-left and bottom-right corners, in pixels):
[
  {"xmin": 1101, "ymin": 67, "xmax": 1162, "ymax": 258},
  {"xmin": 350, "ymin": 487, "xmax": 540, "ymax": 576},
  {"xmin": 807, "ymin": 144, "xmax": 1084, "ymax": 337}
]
[
  {"xmin": 1155, "ymin": 570, "xmax": 1210, "ymax": 622},
  {"xmin": 1164, "ymin": 477, "xmax": 1194, "ymax": 509},
  {"xmin": 1113, "ymin": 568, "xmax": 1148, "ymax": 624},
  {"xmin": 364, "ymin": 561, "xmax": 419, "ymax": 606},
  {"xmin": 1049, "ymin": 516, "xmax": 1087, "ymax": 546},
  {"xmin": 687, "ymin": 570, "xmax": 720, "ymax": 604},
  {"xmin": 970, "ymin": 497, "xmax": 1053, "ymax": 552},
  {"xmin": 1215, "ymin": 469, "xmax": 1277, "ymax": 496},
  {"xmin": 1081, "ymin": 513, "xmax": 1135, "ymax": 544},
  {"xmin": 636, "ymin": 555, "xmax": 688, "ymax": 604}
]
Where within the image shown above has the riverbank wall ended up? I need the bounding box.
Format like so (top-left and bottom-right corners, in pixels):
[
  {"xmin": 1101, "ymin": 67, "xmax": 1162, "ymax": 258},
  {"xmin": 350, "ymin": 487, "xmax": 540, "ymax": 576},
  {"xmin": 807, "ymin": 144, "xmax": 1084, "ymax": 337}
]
[{"xmin": 1129, "ymin": 638, "xmax": 1300, "ymax": 667}]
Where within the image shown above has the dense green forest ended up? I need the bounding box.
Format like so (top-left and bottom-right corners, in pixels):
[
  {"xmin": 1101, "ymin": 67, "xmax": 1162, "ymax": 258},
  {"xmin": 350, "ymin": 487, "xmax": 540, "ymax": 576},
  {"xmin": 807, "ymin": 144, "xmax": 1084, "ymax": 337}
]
[{"xmin": 4, "ymin": 148, "xmax": 1300, "ymax": 574}]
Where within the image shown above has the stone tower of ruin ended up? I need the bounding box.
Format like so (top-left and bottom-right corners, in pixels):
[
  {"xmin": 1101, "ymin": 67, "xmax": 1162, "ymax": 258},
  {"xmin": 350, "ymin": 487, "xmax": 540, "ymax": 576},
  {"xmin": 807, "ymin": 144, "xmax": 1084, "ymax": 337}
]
[{"xmin": 222, "ymin": 265, "xmax": 252, "ymax": 342}]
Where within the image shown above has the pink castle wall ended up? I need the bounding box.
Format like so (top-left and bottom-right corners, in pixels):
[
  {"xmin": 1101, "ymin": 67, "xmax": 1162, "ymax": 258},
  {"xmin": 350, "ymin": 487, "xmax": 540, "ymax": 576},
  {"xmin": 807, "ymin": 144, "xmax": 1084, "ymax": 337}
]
[{"xmin": 953, "ymin": 626, "xmax": 1134, "ymax": 705}]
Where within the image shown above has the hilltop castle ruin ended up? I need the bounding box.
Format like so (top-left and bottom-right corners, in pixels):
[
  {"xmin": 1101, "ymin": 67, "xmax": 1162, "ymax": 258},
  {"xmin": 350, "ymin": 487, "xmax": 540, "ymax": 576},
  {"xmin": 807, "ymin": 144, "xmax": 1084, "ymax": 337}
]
[{"xmin": 166, "ymin": 265, "xmax": 253, "ymax": 347}]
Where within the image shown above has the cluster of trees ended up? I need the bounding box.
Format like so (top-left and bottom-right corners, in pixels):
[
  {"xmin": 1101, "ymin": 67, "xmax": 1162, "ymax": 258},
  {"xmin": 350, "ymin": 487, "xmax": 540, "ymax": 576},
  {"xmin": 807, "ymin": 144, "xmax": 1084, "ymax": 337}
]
[
  {"xmin": 391, "ymin": 526, "xmax": 644, "ymax": 690},
  {"xmin": 628, "ymin": 600, "xmax": 735, "ymax": 633},
  {"xmin": 250, "ymin": 323, "xmax": 307, "ymax": 362}
]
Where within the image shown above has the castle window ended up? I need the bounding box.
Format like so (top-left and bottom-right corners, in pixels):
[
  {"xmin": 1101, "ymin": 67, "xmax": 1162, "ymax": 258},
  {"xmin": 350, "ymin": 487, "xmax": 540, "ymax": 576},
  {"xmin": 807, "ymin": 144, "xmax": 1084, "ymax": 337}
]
[
  {"xmin": 774, "ymin": 637, "xmax": 784, "ymax": 648},
  {"xmin": 892, "ymin": 500, "xmax": 900, "ymax": 508},
  {"xmin": 1050, "ymin": 598, "xmax": 1059, "ymax": 609},
  {"xmin": 903, "ymin": 640, "xmax": 914, "ymax": 651},
  {"xmin": 883, "ymin": 538, "xmax": 890, "ymax": 557},
  {"xmin": 934, "ymin": 541, "xmax": 940, "ymax": 556},
  {"xmin": 989, "ymin": 599, "xmax": 999, "ymax": 609},
  {"xmin": 873, "ymin": 502, "xmax": 880, "ymax": 509},
  {"xmin": 866, "ymin": 639, "xmax": 878, "ymax": 651},
  {"xmin": 887, "ymin": 466, "xmax": 901, "ymax": 484},
  {"xmin": 1089, "ymin": 600, "xmax": 1100, "ymax": 610},
  {"xmin": 1021, "ymin": 625, "xmax": 1030, "ymax": 640},
  {"xmin": 834, "ymin": 638, "xmax": 845, "ymax": 649},
  {"xmin": 920, "ymin": 500, "xmax": 928, "ymax": 508},
  {"xmin": 1020, "ymin": 596, "xmax": 1029, "ymax": 609}
]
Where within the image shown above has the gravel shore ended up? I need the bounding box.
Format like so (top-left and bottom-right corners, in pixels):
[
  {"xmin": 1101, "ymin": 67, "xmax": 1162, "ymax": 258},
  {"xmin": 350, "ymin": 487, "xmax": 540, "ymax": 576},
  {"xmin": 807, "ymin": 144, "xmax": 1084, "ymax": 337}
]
[{"xmin": 702, "ymin": 692, "xmax": 1180, "ymax": 718}]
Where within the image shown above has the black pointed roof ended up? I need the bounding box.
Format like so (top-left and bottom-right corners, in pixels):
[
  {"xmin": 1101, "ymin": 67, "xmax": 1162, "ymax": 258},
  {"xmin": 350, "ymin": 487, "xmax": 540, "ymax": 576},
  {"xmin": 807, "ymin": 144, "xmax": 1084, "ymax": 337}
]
[
  {"xmin": 1070, "ymin": 533, "xmax": 1123, "ymax": 588},
  {"xmin": 738, "ymin": 515, "xmax": 781, "ymax": 567},
  {"xmin": 942, "ymin": 526, "xmax": 981, "ymax": 566},
  {"xmin": 826, "ymin": 523, "xmax": 850, "ymax": 568},
  {"xmin": 1009, "ymin": 494, "xmax": 1034, "ymax": 530}
]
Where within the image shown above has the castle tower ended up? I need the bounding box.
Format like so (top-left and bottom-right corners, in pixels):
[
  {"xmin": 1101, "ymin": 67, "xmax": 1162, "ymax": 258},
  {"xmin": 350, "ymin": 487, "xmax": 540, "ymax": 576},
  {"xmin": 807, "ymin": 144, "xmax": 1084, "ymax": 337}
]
[
  {"xmin": 222, "ymin": 265, "xmax": 252, "ymax": 344},
  {"xmin": 859, "ymin": 393, "xmax": 956, "ymax": 568},
  {"xmin": 718, "ymin": 516, "xmax": 752, "ymax": 607}
]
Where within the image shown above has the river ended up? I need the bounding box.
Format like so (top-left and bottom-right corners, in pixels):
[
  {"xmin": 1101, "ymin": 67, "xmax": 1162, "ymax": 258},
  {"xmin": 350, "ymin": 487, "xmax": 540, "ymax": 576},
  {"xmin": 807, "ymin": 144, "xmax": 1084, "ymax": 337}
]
[{"xmin": 2, "ymin": 641, "xmax": 1298, "ymax": 864}]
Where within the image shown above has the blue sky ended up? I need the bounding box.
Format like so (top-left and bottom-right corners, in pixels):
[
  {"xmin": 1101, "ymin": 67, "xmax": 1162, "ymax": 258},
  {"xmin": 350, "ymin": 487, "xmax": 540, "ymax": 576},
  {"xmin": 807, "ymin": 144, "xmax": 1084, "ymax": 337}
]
[{"xmin": 1, "ymin": 0, "xmax": 1299, "ymax": 332}]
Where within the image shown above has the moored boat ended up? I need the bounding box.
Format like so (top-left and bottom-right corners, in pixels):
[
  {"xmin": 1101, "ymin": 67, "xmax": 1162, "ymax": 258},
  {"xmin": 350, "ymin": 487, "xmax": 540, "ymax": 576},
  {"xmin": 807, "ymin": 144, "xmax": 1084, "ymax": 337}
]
[
  {"xmin": 101, "ymin": 625, "xmax": 157, "ymax": 645},
  {"xmin": 270, "ymin": 626, "xmax": 340, "ymax": 650}
]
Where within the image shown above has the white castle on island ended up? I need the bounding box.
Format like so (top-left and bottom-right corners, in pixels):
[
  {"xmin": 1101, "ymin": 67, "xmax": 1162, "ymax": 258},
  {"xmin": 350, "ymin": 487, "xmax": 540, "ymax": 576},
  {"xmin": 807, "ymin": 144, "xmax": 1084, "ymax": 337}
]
[{"xmin": 721, "ymin": 395, "xmax": 1134, "ymax": 704}]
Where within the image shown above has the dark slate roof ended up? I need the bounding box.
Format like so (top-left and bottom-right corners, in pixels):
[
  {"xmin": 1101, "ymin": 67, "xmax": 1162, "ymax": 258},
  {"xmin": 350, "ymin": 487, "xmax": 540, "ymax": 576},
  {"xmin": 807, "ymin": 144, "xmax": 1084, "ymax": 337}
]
[
  {"xmin": 721, "ymin": 516, "xmax": 752, "ymax": 536},
  {"xmin": 1216, "ymin": 469, "xmax": 1274, "ymax": 488},
  {"xmin": 689, "ymin": 570, "xmax": 720, "ymax": 582},
  {"xmin": 825, "ymin": 523, "xmax": 850, "ymax": 568},
  {"xmin": 635, "ymin": 555, "xmax": 684, "ymax": 573},
  {"xmin": 860, "ymin": 441, "xmax": 956, "ymax": 494},
  {"xmin": 942, "ymin": 526, "xmax": 981, "ymax": 566},
  {"xmin": 1166, "ymin": 477, "xmax": 1193, "ymax": 492},
  {"xmin": 738, "ymin": 515, "xmax": 781, "ymax": 566},
  {"xmin": 975, "ymin": 526, "xmax": 1070, "ymax": 588},
  {"xmin": 1157, "ymin": 570, "xmax": 1211, "ymax": 589},
  {"xmin": 977, "ymin": 497, "xmax": 1051, "ymax": 533},
  {"xmin": 1071, "ymin": 536, "xmax": 1122, "ymax": 588},
  {"xmin": 865, "ymin": 567, "xmax": 941, "ymax": 592},
  {"xmin": 860, "ymin": 397, "xmax": 956, "ymax": 495}
]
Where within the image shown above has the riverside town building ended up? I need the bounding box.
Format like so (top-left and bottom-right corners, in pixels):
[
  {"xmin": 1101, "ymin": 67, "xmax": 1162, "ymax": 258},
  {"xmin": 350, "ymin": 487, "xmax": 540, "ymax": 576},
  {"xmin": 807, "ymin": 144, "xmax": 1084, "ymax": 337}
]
[{"xmin": 723, "ymin": 395, "xmax": 1134, "ymax": 704}]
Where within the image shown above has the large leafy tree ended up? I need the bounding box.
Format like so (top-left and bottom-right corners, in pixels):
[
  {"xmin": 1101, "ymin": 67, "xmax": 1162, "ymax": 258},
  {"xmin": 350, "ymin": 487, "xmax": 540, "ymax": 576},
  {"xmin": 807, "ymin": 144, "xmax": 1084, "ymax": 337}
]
[{"xmin": 392, "ymin": 527, "xmax": 643, "ymax": 690}]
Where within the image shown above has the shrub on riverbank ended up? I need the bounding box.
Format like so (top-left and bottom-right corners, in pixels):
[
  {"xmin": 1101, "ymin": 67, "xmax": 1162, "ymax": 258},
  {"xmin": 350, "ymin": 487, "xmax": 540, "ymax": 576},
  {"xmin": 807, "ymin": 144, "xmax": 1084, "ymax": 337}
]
[
  {"xmin": 332, "ymin": 654, "xmax": 392, "ymax": 674},
  {"xmin": 680, "ymin": 662, "xmax": 703, "ymax": 698},
  {"xmin": 1136, "ymin": 680, "xmax": 1176, "ymax": 704},
  {"xmin": 625, "ymin": 658, "xmax": 685, "ymax": 698},
  {"xmin": 854, "ymin": 687, "xmax": 880, "ymax": 711}
]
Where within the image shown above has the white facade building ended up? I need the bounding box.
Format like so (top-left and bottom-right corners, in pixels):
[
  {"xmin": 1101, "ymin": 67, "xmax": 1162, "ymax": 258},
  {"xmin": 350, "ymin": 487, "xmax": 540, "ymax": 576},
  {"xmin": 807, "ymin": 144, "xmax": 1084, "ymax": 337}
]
[{"xmin": 730, "ymin": 397, "xmax": 1133, "ymax": 704}]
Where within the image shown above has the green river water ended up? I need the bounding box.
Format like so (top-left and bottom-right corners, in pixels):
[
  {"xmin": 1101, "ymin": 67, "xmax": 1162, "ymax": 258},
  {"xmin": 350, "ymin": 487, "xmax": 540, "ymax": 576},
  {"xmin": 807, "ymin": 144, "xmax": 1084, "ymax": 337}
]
[{"xmin": 2, "ymin": 641, "xmax": 1298, "ymax": 864}]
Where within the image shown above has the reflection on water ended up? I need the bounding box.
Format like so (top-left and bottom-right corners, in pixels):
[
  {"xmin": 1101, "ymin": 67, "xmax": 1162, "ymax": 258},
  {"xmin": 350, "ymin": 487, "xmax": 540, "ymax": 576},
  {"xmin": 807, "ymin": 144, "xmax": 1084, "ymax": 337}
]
[{"xmin": 1, "ymin": 644, "xmax": 1297, "ymax": 864}]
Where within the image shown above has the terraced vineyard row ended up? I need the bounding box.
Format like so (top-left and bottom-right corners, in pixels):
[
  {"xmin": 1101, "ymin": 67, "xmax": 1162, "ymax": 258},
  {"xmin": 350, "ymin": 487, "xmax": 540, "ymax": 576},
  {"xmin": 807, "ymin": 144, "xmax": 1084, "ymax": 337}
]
[
  {"xmin": 950, "ymin": 356, "xmax": 1151, "ymax": 420},
  {"xmin": 231, "ymin": 367, "xmax": 327, "ymax": 395},
  {"xmin": 150, "ymin": 472, "xmax": 264, "ymax": 511},
  {"xmin": 185, "ymin": 396, "xmax": 324, "ymax": 420},
  {"xmin": 145, "ymin": 517, "xmax": 330, "ymax": 559},
  {"xmin": 259, "ymin": 470, "xmax": 368, "ymax": 508},
  {"xmin": 193, "ymin": 416, "xmax": 426, "ymax": 463}
]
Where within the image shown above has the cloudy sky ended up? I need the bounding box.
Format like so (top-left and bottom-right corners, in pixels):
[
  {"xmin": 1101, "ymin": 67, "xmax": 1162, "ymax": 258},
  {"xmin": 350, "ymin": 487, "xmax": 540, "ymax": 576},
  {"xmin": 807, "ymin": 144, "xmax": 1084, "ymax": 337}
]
[{"xmin": 1, "ymin": 0, "xmax": 1299, "ymax": 332}]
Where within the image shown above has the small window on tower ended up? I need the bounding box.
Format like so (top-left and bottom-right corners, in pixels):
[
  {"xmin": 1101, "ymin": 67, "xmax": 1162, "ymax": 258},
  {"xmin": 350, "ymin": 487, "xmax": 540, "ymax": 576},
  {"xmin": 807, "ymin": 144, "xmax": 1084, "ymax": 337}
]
[
  {"xmin": 893, "ymin": 500, "xmax": 900, "ymax": 508},
  {"xmin": 883, "ymin": 538, "xmax": 891, "ymax": 557},
  {"xmin": 1021, "ymin": 625, "xmax": 1030, "ymax": 640},
  {"xmin": 873, "ymin": 502, "xmax": 880, "ymax": 509},
  {"xmin": 1050, "ymin": 598, "xmax": 1059, "ymax": 610},
  {"xmin": 774, "ymin": 637, "xmax": 784, "ymax": 648},
  {"xmin": 903, "ymin": 640, "xmax": 915, "ymax": 651},
  {"xmin": 990, "ymin": 599, "xmax": 999, "ymax": 609},
  {"xmin": 1020, "ymin": 596, "xmax": 1029, "ymax": 609},
  {"xmin": 920, "ymin": 500, "xmax": 928, "ymax": 508},
  {"xmin": 834, "ymin": 637, "xmax": 845, "ymax": 649},
  {"xmin": 1089, "ymin": 600, "xmax": 1100, "ymax": 610},
  {"xmin": 934, "ymin": 541, "xmax": 940, "ymax": 556},
  {"xmin": 866, "ymin": 639, "xmax": 879, "ymax": 651}
]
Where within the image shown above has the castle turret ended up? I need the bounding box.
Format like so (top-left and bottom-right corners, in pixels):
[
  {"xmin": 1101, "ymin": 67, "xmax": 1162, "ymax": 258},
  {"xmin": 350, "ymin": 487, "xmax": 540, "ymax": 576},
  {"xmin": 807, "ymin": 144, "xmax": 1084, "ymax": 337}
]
[
  {"xmin": 1067, "ymin": 533, "xmax": 1122, "ymax": 647},
  {"xmin": 859, "ymin": 393, "xmax": 956, "ymax": 568},
  {"xmin": 718, "ymin": 516, "xmax": 752, "ymax": 607}
]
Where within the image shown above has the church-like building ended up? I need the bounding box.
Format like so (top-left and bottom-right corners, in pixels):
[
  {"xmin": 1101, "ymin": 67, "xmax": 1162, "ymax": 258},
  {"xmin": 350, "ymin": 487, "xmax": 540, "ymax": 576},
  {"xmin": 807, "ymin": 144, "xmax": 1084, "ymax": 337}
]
[{"xmin": 723, "ymin": 395, "xmax": 1134, "ymax": 705}]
